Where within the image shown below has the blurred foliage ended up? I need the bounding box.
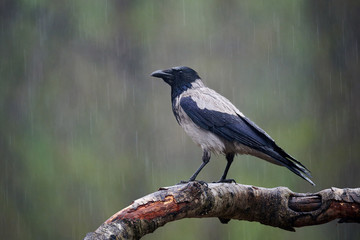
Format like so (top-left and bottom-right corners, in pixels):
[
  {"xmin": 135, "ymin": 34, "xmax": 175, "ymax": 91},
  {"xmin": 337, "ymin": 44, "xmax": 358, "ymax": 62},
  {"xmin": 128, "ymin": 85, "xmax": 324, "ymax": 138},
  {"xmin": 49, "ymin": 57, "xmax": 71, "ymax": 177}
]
[{"xmin": 0, "ymin": 0, "xmax": 359, "ymax": 239}]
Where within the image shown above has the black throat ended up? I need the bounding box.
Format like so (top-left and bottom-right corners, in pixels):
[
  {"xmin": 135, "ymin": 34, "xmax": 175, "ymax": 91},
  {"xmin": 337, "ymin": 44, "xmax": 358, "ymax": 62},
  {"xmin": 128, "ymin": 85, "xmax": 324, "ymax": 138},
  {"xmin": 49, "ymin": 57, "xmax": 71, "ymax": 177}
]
[{"xmin": 171, "ymin": 82, "xmax": 193, "ymax": 102}]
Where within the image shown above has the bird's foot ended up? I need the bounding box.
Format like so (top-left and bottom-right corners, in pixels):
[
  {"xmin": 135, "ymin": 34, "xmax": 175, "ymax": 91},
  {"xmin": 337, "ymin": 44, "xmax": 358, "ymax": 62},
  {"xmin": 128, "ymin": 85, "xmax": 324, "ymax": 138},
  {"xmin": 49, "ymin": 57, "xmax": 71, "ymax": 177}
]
[
  {"xmin": 176, "ymin": 180, "xmax": 208, "ymax": 186},
  {"xmin": 176, "ymin": 180, "xmax": 190, "ymax": 185},
  {"xmin": 215, "ymin": 178, "xmax": 236, "ymax": 183}
]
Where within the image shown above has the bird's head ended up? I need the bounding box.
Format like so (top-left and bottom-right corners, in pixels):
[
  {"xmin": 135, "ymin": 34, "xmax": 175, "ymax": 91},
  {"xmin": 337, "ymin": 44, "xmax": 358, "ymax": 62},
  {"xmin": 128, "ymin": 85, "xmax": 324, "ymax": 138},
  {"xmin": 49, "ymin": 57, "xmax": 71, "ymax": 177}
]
[{"xmin": 150, "ymin": 66, "xmax": 201, "ymax": 87}]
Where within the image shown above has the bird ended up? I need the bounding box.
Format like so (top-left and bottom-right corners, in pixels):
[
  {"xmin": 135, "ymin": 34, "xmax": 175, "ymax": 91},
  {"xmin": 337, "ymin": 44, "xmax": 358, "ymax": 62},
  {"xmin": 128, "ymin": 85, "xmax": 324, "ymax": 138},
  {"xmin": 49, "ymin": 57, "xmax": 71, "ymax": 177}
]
[{"xmin": 150, "ymin": 66, "xmax": 314, "ymax": 185}]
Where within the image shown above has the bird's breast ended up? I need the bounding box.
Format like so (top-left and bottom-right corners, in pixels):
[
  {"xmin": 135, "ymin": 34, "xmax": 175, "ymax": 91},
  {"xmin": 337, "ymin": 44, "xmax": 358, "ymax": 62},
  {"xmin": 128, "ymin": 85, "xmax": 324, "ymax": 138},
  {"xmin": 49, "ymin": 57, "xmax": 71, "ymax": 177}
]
[{"xmin": 172, "ymin": 94, "xmax": 227, "ymax": 154}]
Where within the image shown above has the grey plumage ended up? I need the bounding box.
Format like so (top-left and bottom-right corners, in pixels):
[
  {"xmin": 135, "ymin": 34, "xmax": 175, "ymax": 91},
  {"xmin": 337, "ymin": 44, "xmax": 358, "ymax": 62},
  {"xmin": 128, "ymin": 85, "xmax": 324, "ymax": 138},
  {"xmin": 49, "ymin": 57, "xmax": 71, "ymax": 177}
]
[{"xmin": 151, "ymin": 66, "xmax": 314, "ymax": 185}]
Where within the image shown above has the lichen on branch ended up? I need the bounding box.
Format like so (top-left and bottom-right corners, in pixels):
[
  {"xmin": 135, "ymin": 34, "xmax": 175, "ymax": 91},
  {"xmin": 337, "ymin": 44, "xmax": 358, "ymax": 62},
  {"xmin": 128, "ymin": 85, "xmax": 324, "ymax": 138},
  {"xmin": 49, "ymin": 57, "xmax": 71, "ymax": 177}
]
[{"xmin": 84, "ymin": 182, "xmax": 360, "ymax": 240}]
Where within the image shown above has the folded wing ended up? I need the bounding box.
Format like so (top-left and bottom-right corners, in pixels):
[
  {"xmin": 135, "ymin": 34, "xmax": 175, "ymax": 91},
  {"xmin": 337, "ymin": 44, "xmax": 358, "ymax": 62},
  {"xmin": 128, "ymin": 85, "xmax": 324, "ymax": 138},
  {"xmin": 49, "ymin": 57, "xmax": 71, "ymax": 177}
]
[{"xmin": 180, "ymin": 95, "xmax": 314, "ymax": 185}]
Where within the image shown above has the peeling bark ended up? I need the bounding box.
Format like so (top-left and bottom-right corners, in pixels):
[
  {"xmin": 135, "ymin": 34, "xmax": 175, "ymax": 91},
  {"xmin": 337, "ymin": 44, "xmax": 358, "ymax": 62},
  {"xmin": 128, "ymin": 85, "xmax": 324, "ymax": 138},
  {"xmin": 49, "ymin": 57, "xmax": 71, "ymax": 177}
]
[{"xmin": 84, "ymin": 182, "xmax": 360, "ymax": 240}]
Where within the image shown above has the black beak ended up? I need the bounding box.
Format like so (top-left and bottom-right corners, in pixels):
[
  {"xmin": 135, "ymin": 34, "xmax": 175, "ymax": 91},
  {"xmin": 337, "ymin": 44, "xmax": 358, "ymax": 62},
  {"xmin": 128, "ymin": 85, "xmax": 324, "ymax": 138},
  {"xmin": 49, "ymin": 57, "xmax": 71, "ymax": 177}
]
[{"xmin": 150, "ymin": 69, "xmax": 173, "ymax": 79}]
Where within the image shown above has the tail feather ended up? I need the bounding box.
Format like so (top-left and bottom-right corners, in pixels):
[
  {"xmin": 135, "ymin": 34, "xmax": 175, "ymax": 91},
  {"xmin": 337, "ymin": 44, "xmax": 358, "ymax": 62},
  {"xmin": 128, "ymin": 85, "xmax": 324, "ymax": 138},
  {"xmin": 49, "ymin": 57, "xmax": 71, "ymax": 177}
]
[
  {"xmin": 275, "ymin": 145, "xmax": 311, "ymax": 173},
  {"xmin": 286, "ymin": 159, "xmax": 315, "ymax": 186},
  {"xmin": 266, "ymin": 146, "xmax": 315, "ymax": 186}
]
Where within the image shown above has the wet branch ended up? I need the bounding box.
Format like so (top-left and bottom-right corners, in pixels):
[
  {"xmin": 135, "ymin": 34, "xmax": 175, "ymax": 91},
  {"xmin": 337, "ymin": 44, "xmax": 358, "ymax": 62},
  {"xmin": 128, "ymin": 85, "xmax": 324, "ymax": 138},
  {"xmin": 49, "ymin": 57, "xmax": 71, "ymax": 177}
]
[{"xmin": 84, "ymin": 182, "xmax": 360, "ymax": 240}]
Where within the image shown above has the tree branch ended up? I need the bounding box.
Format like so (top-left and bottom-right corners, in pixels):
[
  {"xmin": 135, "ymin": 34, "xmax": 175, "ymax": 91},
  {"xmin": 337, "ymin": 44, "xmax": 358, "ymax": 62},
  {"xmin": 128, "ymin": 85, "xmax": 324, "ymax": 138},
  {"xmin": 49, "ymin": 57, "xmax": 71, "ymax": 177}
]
[{"xmin": 84, "ymin": 182, "xmax": 360, "ymax": 240}]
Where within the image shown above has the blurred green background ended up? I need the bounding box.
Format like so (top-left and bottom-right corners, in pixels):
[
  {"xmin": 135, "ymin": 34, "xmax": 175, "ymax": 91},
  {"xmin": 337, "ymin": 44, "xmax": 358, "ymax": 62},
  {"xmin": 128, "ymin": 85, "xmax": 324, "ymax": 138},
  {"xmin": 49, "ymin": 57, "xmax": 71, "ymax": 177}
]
[{"xmin": 1, "ymin": 0, "xmax": 359, "ymax": 239}]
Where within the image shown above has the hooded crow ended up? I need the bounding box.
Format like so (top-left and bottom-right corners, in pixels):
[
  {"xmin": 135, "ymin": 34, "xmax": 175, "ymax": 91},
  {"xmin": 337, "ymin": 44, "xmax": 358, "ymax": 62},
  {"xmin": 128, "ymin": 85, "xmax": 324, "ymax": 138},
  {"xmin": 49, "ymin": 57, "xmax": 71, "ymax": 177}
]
[{"xmin": 151, "ymin": 66, "xmax": 314, "ymax": 185}]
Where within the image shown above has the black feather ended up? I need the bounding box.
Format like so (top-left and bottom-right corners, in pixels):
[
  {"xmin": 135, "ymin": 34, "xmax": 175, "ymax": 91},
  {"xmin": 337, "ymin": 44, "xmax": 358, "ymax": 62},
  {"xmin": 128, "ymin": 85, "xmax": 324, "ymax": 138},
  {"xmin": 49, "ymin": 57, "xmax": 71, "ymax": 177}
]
[{"xmin": 180, "ymin": 96, "xmax": 315, "ymax": 185}]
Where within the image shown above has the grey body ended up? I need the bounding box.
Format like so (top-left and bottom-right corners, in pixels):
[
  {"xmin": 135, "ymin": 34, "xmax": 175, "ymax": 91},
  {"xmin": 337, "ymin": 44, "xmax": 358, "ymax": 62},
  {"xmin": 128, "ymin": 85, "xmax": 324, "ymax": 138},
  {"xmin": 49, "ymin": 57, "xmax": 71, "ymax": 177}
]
[
  {"xmin": 151, "ymin": 66, "xmax": 314, "ymax": 185},
  {"xmin": 173, "ymin": 79, "xmax": 279, "ymax": 165}
]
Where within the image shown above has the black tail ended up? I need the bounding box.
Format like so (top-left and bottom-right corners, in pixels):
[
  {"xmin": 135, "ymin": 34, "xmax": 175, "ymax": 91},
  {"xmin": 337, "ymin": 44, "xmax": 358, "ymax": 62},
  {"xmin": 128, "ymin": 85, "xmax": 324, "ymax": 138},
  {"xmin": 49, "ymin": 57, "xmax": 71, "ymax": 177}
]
[{"xmin": 267, "ymin": 145, "xmax": 315, "ymax": 186}]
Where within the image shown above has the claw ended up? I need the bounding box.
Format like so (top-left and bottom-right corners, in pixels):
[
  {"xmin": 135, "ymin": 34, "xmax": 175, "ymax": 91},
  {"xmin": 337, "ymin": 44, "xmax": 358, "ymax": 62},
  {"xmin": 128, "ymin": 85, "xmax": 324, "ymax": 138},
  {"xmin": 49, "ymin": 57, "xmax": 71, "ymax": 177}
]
[
  {"xmin": 176, "ymin": 180, "xmax": 208, "ymax": 187},
  {"xmin": 216, "ymin": 178, "xmax": 236, "ymax": 183},
  {"xmin": 176, "ymin": 180, "xmax": 190, "ymax": 185}
]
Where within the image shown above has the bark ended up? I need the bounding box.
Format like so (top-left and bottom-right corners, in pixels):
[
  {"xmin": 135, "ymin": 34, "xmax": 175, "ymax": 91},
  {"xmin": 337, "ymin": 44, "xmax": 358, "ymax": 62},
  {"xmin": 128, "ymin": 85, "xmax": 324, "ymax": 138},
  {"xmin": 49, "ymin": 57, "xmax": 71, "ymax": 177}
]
[{"xmin": 84, "ymin": 182, "xmax": 360, "ymax": 240}]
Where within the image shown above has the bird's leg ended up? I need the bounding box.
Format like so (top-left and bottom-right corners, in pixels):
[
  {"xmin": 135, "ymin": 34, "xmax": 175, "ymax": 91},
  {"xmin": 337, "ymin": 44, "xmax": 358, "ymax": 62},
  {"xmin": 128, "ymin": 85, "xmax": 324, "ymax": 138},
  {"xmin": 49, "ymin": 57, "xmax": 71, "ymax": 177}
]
[
  {"xmin": 218, "ymin": 153, "xmax": 235, "ymax": 183},
  {"xmin": 188, "ymin": 150, "xmax": 211, "ymax": 181},
  {"xmin": 216, "ymin": 153, "xmax": 235, "ymax": 224}
]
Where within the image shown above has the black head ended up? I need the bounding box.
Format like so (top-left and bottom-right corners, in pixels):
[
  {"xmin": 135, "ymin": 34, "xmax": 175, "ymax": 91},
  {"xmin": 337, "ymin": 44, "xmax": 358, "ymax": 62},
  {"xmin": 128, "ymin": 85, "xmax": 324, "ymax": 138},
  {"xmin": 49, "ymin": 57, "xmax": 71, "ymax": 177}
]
[{"xmin": 150, "ymin": 66, "xmax": 201, "ymax": 87}]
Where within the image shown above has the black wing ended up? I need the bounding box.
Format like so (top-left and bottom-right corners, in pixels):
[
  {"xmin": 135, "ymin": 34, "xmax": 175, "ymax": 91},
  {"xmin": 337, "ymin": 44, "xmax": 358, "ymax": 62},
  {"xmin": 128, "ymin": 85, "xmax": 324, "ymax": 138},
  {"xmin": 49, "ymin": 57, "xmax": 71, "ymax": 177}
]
[{"xmin": 180, "ymin": 96, "xmax": 314, "ymax": 185}]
